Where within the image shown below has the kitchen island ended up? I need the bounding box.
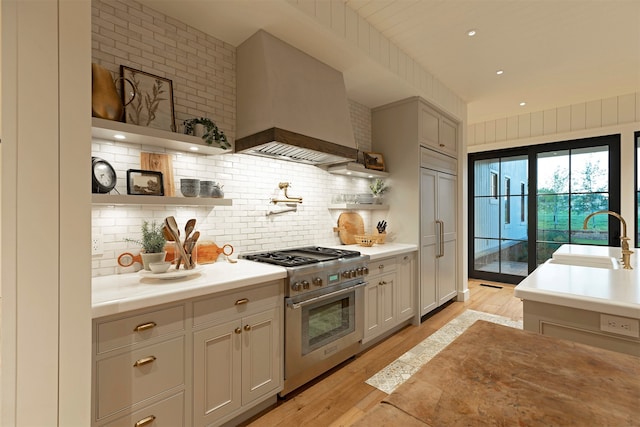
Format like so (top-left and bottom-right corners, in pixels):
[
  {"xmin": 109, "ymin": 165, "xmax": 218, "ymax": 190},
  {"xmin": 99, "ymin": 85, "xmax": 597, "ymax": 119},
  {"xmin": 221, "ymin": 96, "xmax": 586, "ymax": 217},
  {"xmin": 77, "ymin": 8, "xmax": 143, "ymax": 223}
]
[{"xmin": 514, "ymin": 244, "xmax": 639, "ymax": 356}]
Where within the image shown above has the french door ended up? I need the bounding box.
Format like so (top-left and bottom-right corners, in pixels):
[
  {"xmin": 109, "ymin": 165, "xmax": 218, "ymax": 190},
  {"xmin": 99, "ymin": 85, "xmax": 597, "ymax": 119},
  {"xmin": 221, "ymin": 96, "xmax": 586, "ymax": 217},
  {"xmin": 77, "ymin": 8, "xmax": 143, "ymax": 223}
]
[{"xmin": 469, "ymin": 135, "xmax": 621, "ymax": 284}]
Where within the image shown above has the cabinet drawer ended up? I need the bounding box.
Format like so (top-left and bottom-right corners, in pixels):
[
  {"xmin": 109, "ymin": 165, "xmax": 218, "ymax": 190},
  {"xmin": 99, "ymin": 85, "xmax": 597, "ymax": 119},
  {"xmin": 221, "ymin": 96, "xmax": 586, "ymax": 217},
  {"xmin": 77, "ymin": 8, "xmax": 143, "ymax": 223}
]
[
  {"xmin": 96, "ymin": 336, "xmax": 185, "ymax": 420},
  {"xmin": 100, "ymin": 392, "xmax": 185, "ymax": 427},
  {"xmin": 370, "ymin": 258, "xmax": 397, "ymax": 276},
  {"xmin": 193, "ymin": 280, "xmax": 281, "ymax": 327},
  {"xmin": 96, "ymin": 305, "xmax": 185, "ymax": 354}
]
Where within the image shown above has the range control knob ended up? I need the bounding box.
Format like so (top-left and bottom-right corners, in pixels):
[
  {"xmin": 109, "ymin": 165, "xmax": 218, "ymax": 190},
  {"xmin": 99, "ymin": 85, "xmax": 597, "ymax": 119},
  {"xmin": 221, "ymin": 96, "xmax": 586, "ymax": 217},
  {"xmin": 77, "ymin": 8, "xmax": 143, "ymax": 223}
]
[
  {"xmin": 313, "ymin": 277, "xmax": 323, "ymax": 286},
  {"xmin": 362, "ymin": 266, "xmax": 369, "ymax": 275},
  {"xmin": 341, "ymin": 271, "xmax": 350, "ymax": 279},
  {"xmin": 356, "ymin": 267, "xmax": 364, "ymax": 276},
  {"xmin": 302, "ymin": 280, "xmax": 310, "ymax": 290},
  {"xmin": 291, "ymin": 282, "xmax": 302, "ymax": 292},
  {"xmin": 350, "ymin": 269, "xmax": 357, "ymax": 278}
]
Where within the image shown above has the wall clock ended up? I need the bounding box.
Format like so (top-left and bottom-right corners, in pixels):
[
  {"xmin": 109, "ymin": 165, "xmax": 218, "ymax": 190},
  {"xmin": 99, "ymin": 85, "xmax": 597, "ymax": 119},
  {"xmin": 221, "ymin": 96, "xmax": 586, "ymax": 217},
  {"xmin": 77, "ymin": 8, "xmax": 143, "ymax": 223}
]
[{"xmin": 92, "ymin": 157, "xmax": 117, "ymax": 194}]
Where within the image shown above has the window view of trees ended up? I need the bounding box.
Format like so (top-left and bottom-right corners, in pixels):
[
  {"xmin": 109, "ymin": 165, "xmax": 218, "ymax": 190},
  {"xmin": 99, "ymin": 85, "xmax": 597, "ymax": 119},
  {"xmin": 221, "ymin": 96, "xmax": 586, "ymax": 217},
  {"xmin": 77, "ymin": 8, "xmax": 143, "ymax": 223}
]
[
  {"xmin": 469, "ymin": 135, "xmax": 620, "ymax": 284},
  {"xmin": 536, "ymin": 147, "xmax": 609, "ymax": 264}
]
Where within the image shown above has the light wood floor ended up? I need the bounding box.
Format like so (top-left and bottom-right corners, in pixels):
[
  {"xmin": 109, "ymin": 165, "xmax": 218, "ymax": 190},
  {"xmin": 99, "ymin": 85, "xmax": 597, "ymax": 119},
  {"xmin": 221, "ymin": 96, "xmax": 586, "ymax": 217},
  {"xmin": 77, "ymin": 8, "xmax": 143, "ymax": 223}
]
[{"xmin": 242, "ymin": 280, "xmax": 522, "ymax": 427}]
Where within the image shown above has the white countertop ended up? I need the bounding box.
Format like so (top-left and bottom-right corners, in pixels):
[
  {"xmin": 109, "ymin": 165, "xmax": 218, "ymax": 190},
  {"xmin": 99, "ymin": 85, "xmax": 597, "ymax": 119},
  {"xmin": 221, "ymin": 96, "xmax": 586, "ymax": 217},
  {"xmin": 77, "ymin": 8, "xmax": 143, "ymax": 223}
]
[
  {"xmin": 330, "ymin": 243, "xmax": 418, "ymax": 260},
  {"xmin": 92, "ymin": 260, "xmax": 287, "ymax": 318},
  {"xmin": 514, "ymin": 245, "xmax": 639, "ymax": 318},
  {"xmin": 92, "ymin": 243, "xmax": 417, "ymax": 319}
]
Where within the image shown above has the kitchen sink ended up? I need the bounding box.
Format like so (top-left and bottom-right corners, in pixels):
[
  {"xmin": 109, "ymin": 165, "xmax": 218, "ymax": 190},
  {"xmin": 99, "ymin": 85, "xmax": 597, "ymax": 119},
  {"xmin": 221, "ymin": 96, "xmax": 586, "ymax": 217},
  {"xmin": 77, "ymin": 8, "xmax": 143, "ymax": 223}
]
[{"xmin": 546, "ymin": 256, "xmax": 621, "ymax": 269}]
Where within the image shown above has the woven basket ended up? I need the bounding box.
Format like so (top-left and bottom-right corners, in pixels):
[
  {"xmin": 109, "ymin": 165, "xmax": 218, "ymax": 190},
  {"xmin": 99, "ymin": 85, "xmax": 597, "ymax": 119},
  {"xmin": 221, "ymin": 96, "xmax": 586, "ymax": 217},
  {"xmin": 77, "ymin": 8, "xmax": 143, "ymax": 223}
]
[{"xmin": 354, "ymin": 234, "xmax": 376, "ymax": 247}]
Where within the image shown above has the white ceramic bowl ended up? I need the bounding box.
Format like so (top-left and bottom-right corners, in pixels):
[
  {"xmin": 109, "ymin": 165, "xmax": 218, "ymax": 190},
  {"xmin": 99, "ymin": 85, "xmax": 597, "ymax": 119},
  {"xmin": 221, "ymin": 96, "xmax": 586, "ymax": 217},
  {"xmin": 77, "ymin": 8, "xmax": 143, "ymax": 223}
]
[{"xmin": 148, "ymin": 261, "xmax": 171, "ymax": 274}]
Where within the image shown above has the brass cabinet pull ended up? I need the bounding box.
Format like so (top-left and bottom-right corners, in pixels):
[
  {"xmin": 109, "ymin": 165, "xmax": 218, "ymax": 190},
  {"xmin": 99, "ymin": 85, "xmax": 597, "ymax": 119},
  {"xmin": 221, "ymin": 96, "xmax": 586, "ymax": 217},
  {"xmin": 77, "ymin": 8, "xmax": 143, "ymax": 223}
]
[
  {"xmin": 134, "ymin": 415, "xmax": 156, "ymax": 427},
  {"xmin": 133, "ymin": 322, "xmax": 157, "ymax": 332},
  {"xmin": 133, "ymin": 356, "xmax": 156, "ymax": 367},
  {"xmin": 378, "ymin": 264, "xmax": 384, "ymax": 270},
  {"xmin": 379, "ymin": 281, "xmax": 387, "ymax": 286},
  {"xmin": 234, "ymin": 327, "xmax": 242, "ymax": 334},
  {"xmin": 235, "ymin": 298, "xmax": 249, "ymax": 305},
  {"xmin": 244, "ymin": 324, "xmax": 251, "ymax": 331}
]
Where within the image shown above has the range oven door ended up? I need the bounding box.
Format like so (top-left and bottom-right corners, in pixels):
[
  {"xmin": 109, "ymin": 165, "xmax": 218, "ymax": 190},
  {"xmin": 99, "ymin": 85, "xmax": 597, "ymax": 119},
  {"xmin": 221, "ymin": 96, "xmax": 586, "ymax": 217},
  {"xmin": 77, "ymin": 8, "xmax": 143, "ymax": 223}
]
[{"xmin": 284, "ymin": 281, "xmax": 365, "ymax": 393}]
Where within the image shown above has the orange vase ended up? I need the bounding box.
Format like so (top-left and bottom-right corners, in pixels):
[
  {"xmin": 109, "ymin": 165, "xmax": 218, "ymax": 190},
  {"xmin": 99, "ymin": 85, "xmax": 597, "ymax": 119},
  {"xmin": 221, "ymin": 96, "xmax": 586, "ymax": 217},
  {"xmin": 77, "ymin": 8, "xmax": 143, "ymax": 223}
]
[{"xmin": 91, "ymin": 63, "xmax": 136, "ymax": 121}]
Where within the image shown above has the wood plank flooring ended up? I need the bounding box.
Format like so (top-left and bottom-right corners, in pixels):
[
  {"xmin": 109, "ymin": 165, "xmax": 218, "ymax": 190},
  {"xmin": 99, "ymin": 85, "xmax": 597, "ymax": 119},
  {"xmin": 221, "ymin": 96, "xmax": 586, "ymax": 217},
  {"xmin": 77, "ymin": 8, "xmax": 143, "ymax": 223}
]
[{"xmin": 241, "ymin": 280, "xmax": 522, "ymax": 427}]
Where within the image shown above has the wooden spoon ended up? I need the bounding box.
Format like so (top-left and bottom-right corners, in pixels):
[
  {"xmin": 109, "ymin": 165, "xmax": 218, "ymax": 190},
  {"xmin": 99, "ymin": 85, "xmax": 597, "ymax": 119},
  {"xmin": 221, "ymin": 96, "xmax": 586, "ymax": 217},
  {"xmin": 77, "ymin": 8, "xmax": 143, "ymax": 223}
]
[
  {"xmin": 184, "ymin": 218, "xmax": 196, "ymax": 241},
  {"xmin": 185, "ymin": 231, "xmax": 200, "ymax": 267},
  {"xmin": 164, "ymin": 216, "xmax": 190, "ymax": 269}
]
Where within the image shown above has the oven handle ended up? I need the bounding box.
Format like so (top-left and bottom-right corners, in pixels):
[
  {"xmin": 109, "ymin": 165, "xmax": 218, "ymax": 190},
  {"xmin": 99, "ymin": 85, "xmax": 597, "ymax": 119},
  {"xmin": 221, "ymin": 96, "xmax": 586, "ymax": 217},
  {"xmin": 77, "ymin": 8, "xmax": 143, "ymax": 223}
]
[{"xmin": 286, "ymin": 282, "xmax": 367, "ymax": 309}]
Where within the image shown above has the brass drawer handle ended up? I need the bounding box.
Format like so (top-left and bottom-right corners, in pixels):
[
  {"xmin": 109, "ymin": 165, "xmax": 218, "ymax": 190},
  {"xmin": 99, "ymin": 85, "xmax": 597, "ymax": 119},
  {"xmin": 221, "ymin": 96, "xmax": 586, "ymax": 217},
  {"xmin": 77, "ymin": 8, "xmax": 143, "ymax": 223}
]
[
  {"xmin": 379, "ymin": 281, "xmax": 387, "ymax": 286},
  {"xmin": 234, "ymin": 327, "xmax": 242, "ymax": 334},
  {"xmin": 244, "ymin": 324, "xmax": 251, "ymax": 331},
  {"xmin": 135, "ymin": 415, "xmax": 156, "ymax": 427},
  {"xmin": 133, "ymin": 322, "xmax": 157, "ymax": 332},
  {"xmin": 235, "ymin": 298, "xmax": 249, "ymax": 305},
  {"xmin": 133, "ymin": 356, "xmax": 156, "ymax": 367}
]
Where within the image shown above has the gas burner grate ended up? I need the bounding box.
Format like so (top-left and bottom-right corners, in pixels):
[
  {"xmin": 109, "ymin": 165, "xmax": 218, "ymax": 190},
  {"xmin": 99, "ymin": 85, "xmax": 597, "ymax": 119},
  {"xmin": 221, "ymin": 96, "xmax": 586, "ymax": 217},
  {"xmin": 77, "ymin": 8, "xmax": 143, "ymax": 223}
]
[{"xmin": 241, "ymin": 246, "xmax": 362, "ymax": 267}]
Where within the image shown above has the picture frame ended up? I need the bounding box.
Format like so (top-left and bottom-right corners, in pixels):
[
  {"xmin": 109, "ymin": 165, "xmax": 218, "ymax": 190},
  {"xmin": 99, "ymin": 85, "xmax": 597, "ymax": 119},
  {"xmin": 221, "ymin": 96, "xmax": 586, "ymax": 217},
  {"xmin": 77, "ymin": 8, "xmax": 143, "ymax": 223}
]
[
  {"xmin": 126, "ymin": 169, "xmax": 164, "ymax": 196},
  {"xmin": 120, "ymin": 65, "xmax": 176, "ymax": 132},
  {"xmin": 363, "ymin": 152, "xmax": 385, "ymax": 171}
]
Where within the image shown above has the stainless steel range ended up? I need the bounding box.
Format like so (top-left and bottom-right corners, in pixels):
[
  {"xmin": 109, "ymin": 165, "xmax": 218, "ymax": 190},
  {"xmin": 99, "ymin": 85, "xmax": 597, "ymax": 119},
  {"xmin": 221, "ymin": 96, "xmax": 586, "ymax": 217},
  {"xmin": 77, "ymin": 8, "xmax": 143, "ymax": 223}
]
[{"xmin": 241, "ymin": 246, "xmax": 369, "ymax": 396}]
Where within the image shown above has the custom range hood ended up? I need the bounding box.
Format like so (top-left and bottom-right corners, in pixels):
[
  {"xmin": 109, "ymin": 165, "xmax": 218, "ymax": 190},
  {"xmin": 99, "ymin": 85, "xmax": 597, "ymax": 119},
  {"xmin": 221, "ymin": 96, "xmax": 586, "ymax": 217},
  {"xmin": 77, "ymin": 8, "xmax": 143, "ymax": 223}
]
[{"xmin": 235, "ymin": 30, "xmax": 358, "ymax": 166}]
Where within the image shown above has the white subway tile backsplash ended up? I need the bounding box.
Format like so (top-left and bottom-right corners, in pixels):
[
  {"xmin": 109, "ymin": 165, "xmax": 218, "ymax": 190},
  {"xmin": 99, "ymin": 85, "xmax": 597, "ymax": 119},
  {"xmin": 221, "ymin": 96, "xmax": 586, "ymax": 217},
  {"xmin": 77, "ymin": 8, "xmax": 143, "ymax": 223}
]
[{"xmin": 92, "ymin": 0, "xmax": 378, "ymax": 276}]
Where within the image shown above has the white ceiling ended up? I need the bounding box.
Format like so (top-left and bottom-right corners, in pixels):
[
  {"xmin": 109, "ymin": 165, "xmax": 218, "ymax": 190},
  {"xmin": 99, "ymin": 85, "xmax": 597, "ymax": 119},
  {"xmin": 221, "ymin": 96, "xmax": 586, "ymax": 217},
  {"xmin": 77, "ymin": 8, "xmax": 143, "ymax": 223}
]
[{"xmin": 140, "ymin": 0, "xmax": 640, "ymax": 124}]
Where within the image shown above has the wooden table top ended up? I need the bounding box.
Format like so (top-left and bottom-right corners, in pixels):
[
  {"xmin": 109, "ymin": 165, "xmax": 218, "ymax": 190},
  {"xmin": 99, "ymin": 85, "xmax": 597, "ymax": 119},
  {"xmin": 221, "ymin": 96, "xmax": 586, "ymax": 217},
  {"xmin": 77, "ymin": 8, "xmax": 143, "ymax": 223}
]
[{"xmin": 355, "ymin": 320, "xmax": 640, "ymax": 426}]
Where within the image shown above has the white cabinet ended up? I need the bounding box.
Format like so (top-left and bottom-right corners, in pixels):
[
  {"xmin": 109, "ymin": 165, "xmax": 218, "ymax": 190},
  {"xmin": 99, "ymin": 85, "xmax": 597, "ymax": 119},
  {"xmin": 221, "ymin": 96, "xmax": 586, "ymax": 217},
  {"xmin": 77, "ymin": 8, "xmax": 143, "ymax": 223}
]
[
  {"xmin": 364, "ymin": 253, "xmax": 416, "ymax": 344},
  {"xmin": 420, "ymin": 152, "xmax": 457, "ymax": 316},
  {"xmin": 92, "ymin": 280, "xmax": 283, "ymax": 427},
  {"xmin": 373, "ymin": 97, "xmax": 461, "ymax": 321},
  {"xmin": 92, "ymin": 303, "xmax": 188, "ymax": 426},
  {"xmin": 191, "ymin": 281, "xmax": 282, "ymax": 427},
  {"xmin": 397, "ymin": 253, "xmax": 416, "ymax": 319},
  {"xmin": 416, "ymin": 99, "xmax": 458, "ymax": 158}
]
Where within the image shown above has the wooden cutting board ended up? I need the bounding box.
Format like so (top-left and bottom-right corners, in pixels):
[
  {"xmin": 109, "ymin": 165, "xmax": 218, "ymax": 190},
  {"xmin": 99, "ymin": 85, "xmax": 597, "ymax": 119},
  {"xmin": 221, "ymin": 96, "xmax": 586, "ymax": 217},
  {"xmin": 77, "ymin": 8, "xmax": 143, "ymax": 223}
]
[
  {"xmin": 334, "ymin": 212, "xmax": 364, "ymax": 245},
  {"xmin": 140, "ymin": 152, "xmax": 175, "ymax": 196}
]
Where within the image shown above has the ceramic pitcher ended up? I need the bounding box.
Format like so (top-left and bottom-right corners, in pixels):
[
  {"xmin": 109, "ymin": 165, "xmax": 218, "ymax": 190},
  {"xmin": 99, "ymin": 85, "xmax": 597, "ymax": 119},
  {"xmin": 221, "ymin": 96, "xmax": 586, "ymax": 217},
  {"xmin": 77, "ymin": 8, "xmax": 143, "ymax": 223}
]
[{"xmin": 91, "ymin": 63, "xmax": 136, "ymax": 121}]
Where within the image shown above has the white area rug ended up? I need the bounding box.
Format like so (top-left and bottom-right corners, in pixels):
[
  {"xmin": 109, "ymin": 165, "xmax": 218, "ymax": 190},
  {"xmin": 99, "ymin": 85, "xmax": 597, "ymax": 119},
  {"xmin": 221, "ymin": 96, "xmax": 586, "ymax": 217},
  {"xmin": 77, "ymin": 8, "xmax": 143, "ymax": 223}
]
[{"xmin": 365, "ymin": 310, "xmax": 523, "ymax": 394}]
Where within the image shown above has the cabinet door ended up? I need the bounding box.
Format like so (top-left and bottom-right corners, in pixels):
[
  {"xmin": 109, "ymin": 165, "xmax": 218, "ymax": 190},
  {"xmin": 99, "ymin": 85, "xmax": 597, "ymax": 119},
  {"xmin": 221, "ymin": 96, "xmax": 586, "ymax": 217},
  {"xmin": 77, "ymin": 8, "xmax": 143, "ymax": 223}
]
[
  {"xmin": 437, "ymin": 172, "xmax": 458, "ymax": 305},
  {"xmin": 192, "ymin": 320, "xmax": 241, "ymax": 426},
  {"xmin": 364, "ymin": 281, "xmax": 381, "ymax": 341},
  {"xmin": 439, "ymin": 117, "xmax": 457, "ymax": 157},
  {"xmin": 420, "ymin": 168, "xmax": 438, "ymax": 316},
  {"xmin": 419, "ymin": 105, "xmax": 440, "ymax": 149},
  {"xmin": 397, "ymin": 253, "xmax": 416, "ymax": 321},
  {"xmin": 378, "ymin": 272, "xmax": 397, "ymax": 332},
  {"xmin": 242, "ymin": 308, "xmax": 281, "ymax": 405}
]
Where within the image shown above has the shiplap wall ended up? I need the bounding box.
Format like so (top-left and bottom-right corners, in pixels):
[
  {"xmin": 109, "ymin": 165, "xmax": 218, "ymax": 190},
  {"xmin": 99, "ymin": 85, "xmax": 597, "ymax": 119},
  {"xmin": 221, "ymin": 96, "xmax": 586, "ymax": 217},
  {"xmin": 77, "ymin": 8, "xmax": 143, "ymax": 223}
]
[
  {"xmin": 287, "ymin": 0, "xmax": 466, "ymax": 122},
  {"xmin": 91, "ymin": 0, "xmax": 377, "ymax": 277},
  {"xmin": 468, "ymin": 93, "xmax": 640, "ymax": 146}
]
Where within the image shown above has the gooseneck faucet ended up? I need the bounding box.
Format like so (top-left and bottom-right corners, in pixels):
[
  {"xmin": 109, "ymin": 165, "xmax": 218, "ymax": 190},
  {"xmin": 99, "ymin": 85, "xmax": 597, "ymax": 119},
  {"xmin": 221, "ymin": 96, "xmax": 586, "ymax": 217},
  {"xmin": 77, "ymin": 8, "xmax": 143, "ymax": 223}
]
[{"xmin": 583, "ymin": 210, "xmax": 633, "ymax": 270}]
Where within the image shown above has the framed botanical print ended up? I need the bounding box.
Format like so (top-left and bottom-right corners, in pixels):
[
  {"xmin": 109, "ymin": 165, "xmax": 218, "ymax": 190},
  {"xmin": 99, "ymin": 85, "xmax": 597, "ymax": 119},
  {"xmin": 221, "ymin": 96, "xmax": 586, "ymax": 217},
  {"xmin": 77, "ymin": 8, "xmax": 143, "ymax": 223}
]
[{"xmin": 120, "ymin": 65, "xmax": 176, "ymax": 132}]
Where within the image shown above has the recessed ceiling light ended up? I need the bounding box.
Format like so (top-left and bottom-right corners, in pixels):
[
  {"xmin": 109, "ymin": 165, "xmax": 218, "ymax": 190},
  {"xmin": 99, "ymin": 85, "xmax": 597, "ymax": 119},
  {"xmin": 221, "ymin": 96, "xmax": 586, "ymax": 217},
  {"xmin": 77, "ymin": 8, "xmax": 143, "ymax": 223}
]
[
  {"xmin": 496, "ymin": 70, "xmax": 504, "ymax": 75},
  {"xmin": 113, "ymin": 134, "xmax": 126, "ymax": 140},
  {"xmin": 467, "ymin": 29, "xmax": 477, "ymax": 37},
  {"xmin": 189, "ymin": 146, "xmax": 199, "ymax": 151},
  {"xmin": 519, "ymin": 102, "xmax": 527, "ymax": 107}
]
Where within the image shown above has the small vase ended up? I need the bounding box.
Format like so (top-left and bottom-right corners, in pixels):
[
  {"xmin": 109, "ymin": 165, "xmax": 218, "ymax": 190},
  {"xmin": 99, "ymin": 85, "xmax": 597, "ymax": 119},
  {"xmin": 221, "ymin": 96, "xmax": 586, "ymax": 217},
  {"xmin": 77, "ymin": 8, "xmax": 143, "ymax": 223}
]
[
  {"xmin": 373, "ymin": 195, "xmax": 383, "ymax": 204},
  {"xmin": 140, "ymin": 251, "xmax": 167, "ymax": 271}
]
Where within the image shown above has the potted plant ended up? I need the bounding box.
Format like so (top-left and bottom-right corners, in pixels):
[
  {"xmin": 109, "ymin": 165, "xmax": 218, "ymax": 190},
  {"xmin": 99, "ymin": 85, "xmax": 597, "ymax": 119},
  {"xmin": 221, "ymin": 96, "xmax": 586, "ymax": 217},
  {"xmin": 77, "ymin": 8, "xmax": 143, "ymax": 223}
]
[
  {"xmin": 369, "ymin": 178, "xmax": 389, "ymax": 204},
  {"xmin": 124, "ymin": 220, "xmax": 167, "ymax": 270},
  {"xmin": 183, "ymin": 117, "xmax": 231, "ymax": 149}
]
